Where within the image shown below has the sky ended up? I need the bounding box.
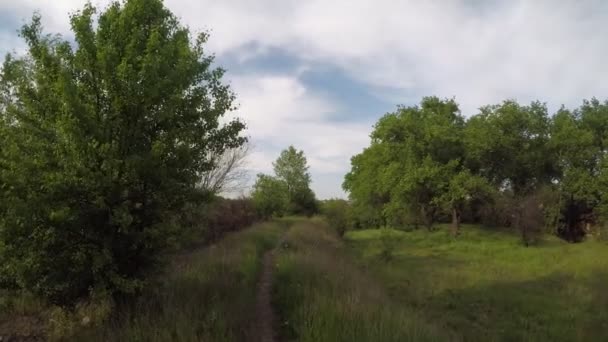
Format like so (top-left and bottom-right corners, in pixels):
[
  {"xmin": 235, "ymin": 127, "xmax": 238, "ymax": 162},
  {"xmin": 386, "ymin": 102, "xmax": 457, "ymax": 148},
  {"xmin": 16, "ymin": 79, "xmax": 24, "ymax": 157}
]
[{"xmin": 1, "ymin": 0, "xmax": 608, "ymax": 199}]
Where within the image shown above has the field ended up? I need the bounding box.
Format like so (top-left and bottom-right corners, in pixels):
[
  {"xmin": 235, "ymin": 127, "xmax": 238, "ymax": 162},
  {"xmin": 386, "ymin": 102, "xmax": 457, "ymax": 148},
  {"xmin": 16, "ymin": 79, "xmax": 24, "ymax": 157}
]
[
  {"xmin": 274, "ymin": 220, "xmax": 608, "ymax": 341},
  {"xmin": 4, "ymin": 218, "xmax": 608, "ymax": 341}
]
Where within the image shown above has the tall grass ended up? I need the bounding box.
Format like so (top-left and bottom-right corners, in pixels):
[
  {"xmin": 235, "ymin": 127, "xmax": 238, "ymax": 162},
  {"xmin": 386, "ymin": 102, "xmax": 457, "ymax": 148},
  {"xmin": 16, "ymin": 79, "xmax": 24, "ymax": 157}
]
[
  {"xmin": 273, "ymin": 219, "xmax": 450, "ymax": 341},
  {"xmin": 77, "ymin": 220, "xmax": 286, "ymax": 342},
  {"xmin": 346, "ymin": 224, "xmax": 608, "ymax": 341}
]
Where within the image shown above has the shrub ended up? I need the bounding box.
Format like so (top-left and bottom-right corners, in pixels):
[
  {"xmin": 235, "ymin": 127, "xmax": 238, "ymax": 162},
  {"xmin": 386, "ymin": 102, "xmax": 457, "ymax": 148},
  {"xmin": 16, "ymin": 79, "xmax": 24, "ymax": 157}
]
[
  {"xmin": 289, "ymin": 187, "xmax": 319, "ymax": 217},
  {"xmin": 321, "ymin": 199, "xmax": 351, "ymax": 237},
  {"xmin": 202, "ymin": 198, "xmax": 259, "ymax": 242},
  {"xmin": 177, "ymin": 197, "xmax": 260, "ymax": 248},
  {"xmin": 251, "ymin": 174, "xmax": 289, "ymax": 219}
]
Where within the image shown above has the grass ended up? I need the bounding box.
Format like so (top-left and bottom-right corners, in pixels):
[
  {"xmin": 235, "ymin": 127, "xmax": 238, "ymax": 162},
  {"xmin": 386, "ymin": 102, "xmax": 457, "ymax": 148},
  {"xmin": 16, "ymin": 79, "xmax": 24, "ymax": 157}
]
[
  {"xmin": 5, "ymin": 218, "xmax": 608, "ymax": 341},
  {"xmin": 273, "ymin": 218, "xmax": 450, "ymax": 341},
  {"xmin": 346, "ymin": 224, "xmax": 608, "ymax": 341},
  {"xmin": 75, "ymin": 220, "xmax": 287, "ymax": 342}
]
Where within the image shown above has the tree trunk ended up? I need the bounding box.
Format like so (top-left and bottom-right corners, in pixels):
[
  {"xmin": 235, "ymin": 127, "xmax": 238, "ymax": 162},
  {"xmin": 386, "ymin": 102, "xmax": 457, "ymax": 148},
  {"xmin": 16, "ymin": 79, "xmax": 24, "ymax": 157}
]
[
  {"xmin": 451, "ymin": 208, "xmax": 461, "ymax": 237},
  {"xmin": 421, "ymin": 206, "xmax": 434, "ymax": 231},
  {"xmin": 515, "ymin": 210, "xmax": 528, "ymax": 247}
]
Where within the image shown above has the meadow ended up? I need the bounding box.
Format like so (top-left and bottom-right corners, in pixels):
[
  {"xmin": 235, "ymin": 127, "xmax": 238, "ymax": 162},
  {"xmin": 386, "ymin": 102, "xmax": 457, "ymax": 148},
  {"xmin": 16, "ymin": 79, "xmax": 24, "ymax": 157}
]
[
  {"xmin": 274, "ymin": 220, "xmax": 608, "ymax": 341},
  {"xmin": 4, "ymin": 217, "xmax": 608, "ymax": 341},
  {"xmin": 274, "ymin": 218, "xmax": 449, "ymax": 341}
]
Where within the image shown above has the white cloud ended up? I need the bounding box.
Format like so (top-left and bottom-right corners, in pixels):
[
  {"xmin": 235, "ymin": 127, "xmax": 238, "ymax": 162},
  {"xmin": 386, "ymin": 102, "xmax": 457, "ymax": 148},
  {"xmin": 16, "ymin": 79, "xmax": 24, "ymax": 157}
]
[
  {"xmin": 3, "ymin": 0, "xmax": 608, "ymax": 197},
  {"xmin": 5, "ymin": 0, "xmax": 607, "ymax": 112},
  {"xmin": 163, "ymin": 0, "xmax": 608, "ymax": 113},
  {"xmin": 230, "ymin": 74, "xmax": 372, "ymax": 197}
]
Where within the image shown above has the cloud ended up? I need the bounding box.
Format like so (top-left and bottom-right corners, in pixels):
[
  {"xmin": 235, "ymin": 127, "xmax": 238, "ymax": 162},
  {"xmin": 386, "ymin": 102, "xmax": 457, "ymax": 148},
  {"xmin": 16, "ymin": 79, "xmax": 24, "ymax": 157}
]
[
  {"xmin": 230, "ymin": 73, "xmax": 372, "ymax": 197},
  {"xmin": 164, "ymin": 0, "xmax": 608, "ymax": 113},
  {"xmin": 2, "ymin": 0, "xmax": 608, "ymax": 197},
  {"xmin": 5, "ymin": 0, "xmax": 608, "ymax": 113}
]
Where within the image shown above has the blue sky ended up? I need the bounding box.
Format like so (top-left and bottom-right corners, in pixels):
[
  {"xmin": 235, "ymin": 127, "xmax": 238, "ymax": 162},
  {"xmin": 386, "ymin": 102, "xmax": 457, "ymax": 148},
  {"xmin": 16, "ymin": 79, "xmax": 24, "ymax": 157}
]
[{"xmin": 2, "ymin": 0, "xmax": 608, "ymax": 198}]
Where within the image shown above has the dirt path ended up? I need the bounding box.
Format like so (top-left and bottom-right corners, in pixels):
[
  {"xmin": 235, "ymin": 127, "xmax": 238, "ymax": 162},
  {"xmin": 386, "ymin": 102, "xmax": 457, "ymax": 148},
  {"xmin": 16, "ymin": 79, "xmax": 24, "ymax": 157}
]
[{"xmin": 255, "ymin": 249, "xmax": 278, "ymax": 342}]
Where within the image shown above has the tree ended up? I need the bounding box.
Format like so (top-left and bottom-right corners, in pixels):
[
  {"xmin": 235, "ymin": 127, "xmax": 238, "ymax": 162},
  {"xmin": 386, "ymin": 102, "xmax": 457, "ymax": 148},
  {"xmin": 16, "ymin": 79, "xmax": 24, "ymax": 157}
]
[
  {"xmin": 343, "ymin": 143, "xmax": 390, "ymax": 228},
  {"xmin": 345, "ymin": 97, "xmax": 465, "ymax": 230},
  {"xmin": 251, "ymin": 174, "xmax": 288, "ymax": 219},
  {"xmin": 273, "ymin": 146, "xmax": 317, "ymax": 215},
  {"xmin": 345, "ymin": 95, "xmax": 608, "ymax": 243},
  {"xmin": 548, "ymin": 102, "xmax": 608, "ymax": 240},
  {"xmin": 465, "ymin": 100, "xmax": 553, "ymax": 244},
  {"xmin": 464, "ymin": 100, "xmax": 554, "ymax": 195},
  {"xmin": 437, "ymin": 170, "xmax": 493, "ymax": 236},
  {"xmin": 0, "ymin": 0, "xmax": 245, "ymax": 304}
]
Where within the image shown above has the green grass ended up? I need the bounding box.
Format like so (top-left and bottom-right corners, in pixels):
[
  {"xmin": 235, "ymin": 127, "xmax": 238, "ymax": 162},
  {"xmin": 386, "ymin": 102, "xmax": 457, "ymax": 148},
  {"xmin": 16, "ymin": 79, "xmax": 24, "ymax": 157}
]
[
  {"xmin": 273, "ymin": 218, "xmax": 450, "ymax": 341},
  {"xmin": 77, "ymin": 220, "xmax": 287, "ymax": 342},
  {"xmin": 346, "ymin": 224, "xmax": 608, "ymax": 341},
  {"xmin": 6, "ymin": 219, "xmax": 608, "ymax": 341}
]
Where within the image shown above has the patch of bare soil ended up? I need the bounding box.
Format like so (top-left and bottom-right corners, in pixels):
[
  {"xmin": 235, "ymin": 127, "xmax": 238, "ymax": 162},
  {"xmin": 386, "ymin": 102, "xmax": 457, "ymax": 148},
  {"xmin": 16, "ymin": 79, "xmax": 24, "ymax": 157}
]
[{"xmin": 254, "ymin": 250, "xmax": 278, "ymax": 342}]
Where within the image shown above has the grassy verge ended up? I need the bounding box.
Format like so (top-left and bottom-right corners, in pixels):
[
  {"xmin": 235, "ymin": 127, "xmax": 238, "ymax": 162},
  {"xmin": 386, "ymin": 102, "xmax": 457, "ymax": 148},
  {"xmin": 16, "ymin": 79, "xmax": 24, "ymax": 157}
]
[
  {"xmin": 75, "ymin": 220, "xmax": 286, "ymax": 342},
  {"xmin": 273, "ymin": 218, "xmax": 450, "ymax": 342},
  {"xmin": 346, "ymin": 224, "xmax": 608, "ymax": 341}
]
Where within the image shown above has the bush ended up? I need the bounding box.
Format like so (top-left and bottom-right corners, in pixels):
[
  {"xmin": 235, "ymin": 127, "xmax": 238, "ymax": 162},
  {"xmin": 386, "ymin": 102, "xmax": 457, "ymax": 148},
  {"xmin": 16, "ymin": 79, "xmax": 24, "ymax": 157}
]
[
  {"xmin": 321, "ymin": 199, "xmax": 351, "ymax": 237},
  {"xmin": 202, "ymin": 198, "xmax": 259, "ymax": 242},
  {"xmin": 289, "ymin": 187, "xmax": 319, "ymax": 217},
  {"xmin": 251, "ymin": 174, "xmax": 289, "ymax": 219},
  {"xmin": 479, "ymin": 190, "xmax": 554, "ymax": 245},
  {"xmin": 177, "ymin": 197, "xmax": 260, "ymax": 247},
  {"xmin": 378, "ymin": 228, "xmax": 400, "ymax": 261}
]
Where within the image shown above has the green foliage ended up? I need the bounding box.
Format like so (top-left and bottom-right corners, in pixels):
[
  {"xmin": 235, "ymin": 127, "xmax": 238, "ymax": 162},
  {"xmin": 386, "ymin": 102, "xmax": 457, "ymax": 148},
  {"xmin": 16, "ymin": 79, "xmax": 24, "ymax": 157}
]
[
  {"xmin": 273, "ymin": 146, "xmax": 311, "ymax": 197},
  {"xmin": 253, "ymin": 146, "xmax": 318, "ymax": 218},
  {"xmin": 0, "ymin": 0, "xmax": 245, "ymax": 304},
  {"xmin": 251, "ymin": 174, "xmax": 289, "ymax": 219},
  {"xmin": 320, "ymin": 199, "xmax": 352, "ymax": 236},
  {"xmin": 273, "ymin": 145, "xmax": 318, "ymax": 215},
  {"xmin": 547, "ymin": 101, "xmax": 608, "ymax": 239},
  {"xmin": 464, "ymin": 100, "xmax": 554, "ymax": 193},
  {"xmin": 345, "ymin": 96, "xmax": 608, "ymax": 243},
  {"xmin": 345, "ymin": 97, "xmax": 466, "ymax": 230},
  {"xmin": 342, "ymin": 143, "xmax": 389, "ymax": 228}
]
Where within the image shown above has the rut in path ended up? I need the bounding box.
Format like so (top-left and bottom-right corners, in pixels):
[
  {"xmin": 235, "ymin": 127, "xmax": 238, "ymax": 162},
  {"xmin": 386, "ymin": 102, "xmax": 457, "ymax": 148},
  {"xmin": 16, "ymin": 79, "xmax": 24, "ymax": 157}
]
[{"xmin": 255, "ymin": 249, "xmax": 279, "ymax": 342}]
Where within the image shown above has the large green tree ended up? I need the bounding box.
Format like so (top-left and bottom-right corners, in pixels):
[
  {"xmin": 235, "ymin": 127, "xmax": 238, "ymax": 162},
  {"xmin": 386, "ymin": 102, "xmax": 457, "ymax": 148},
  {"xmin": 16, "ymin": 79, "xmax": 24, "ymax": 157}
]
[
  {"xmin": 464, "ymin": 100, "xmax": 554, "ymax": 195},
  {"xmin": 345, "ymin": 97, "xmax": 466, "ymax": 230},
  {"xmin": 343, "ymin": 143, "xmax": 390, "ymax": 228},
  {"xmin": 273, "ymin": 146, "xmax": 317, "ymax": 215},
  {"xmin": 548, "ymin": 100, "xmax": 608, "ymax": 240},
  {"xmin": 0, "ymin": 0, "xmax": 245, "ymax": 304},
  {"xmin": 464, "ymin": 100, "xmax": 553, "ymax": 243}
]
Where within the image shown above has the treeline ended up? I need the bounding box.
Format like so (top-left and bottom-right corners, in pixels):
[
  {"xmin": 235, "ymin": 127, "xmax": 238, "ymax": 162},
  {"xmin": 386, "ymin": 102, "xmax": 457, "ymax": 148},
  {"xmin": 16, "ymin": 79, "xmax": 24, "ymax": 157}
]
[{"xmin": 343, "ymin": 97, "xmax": 608, "ymax": 244}]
